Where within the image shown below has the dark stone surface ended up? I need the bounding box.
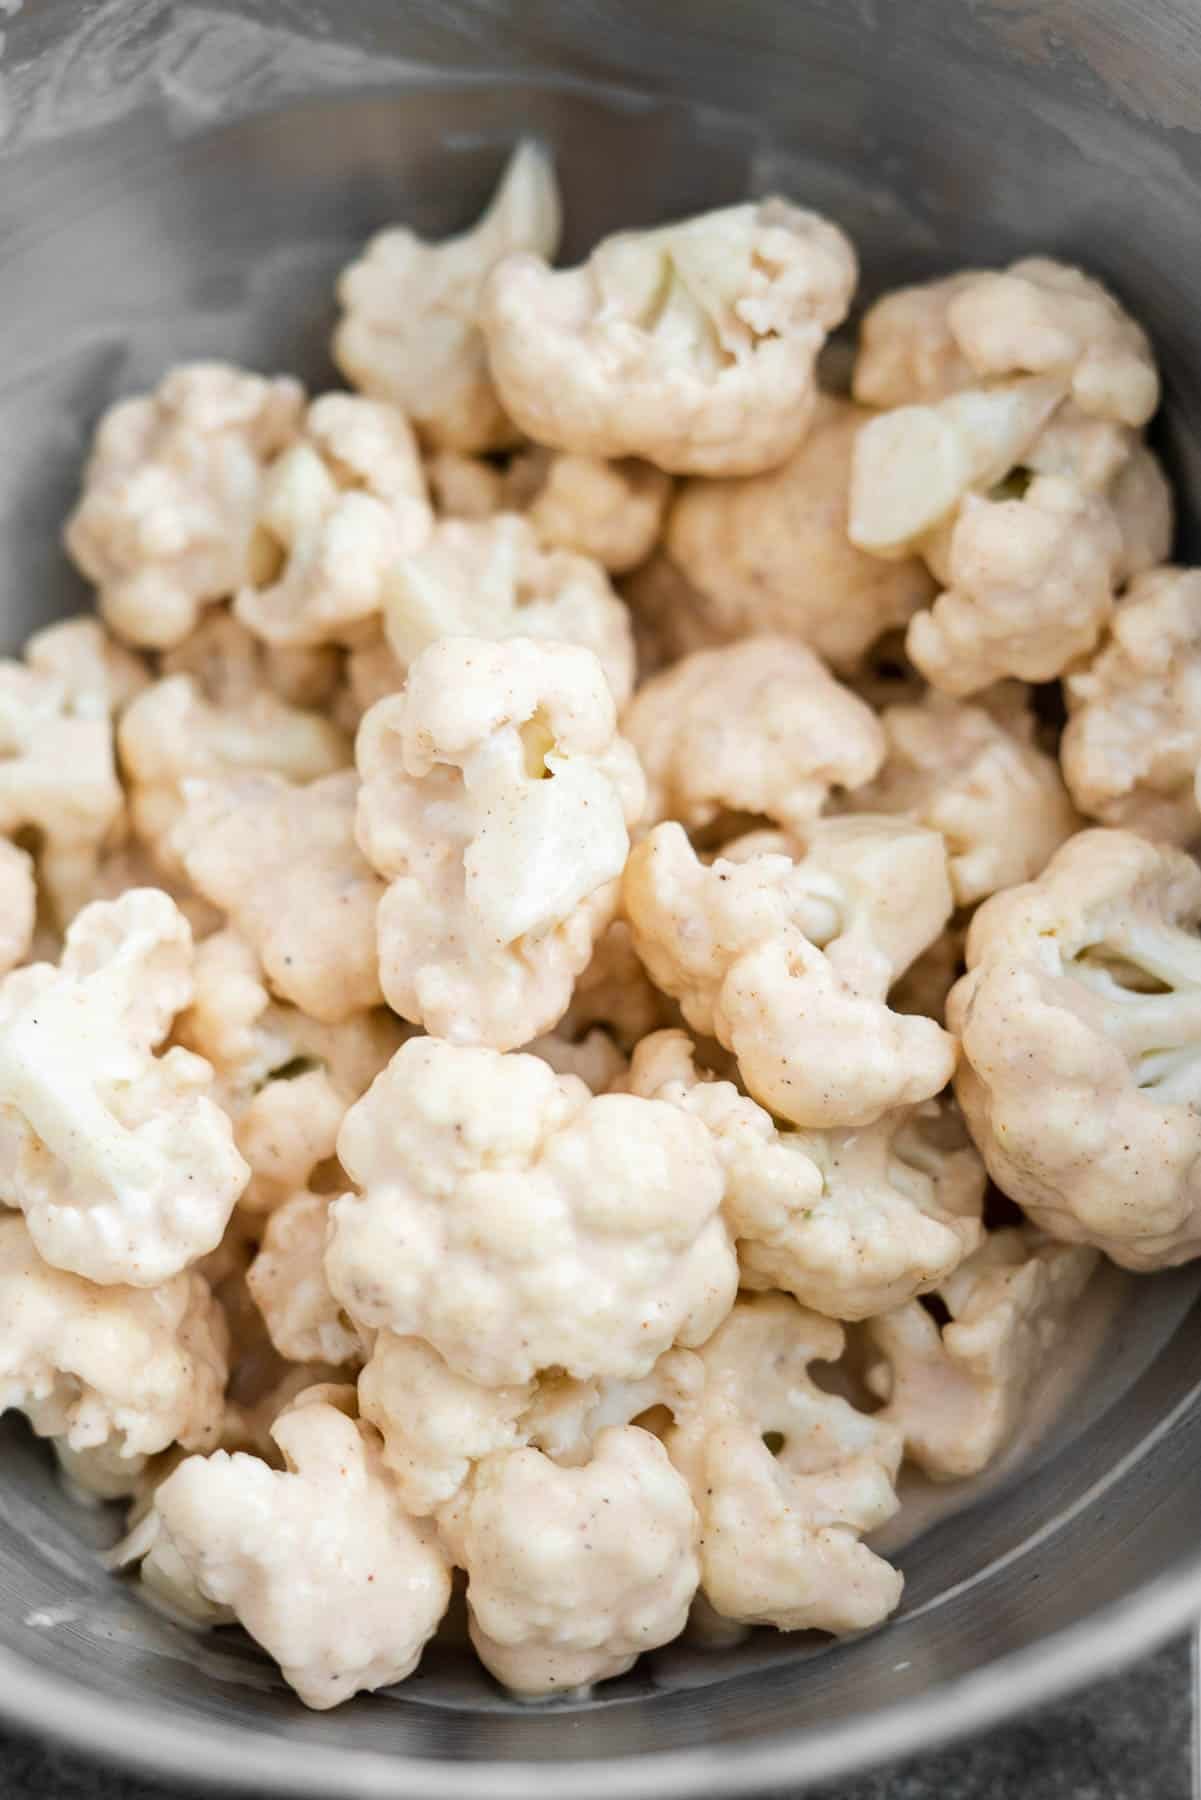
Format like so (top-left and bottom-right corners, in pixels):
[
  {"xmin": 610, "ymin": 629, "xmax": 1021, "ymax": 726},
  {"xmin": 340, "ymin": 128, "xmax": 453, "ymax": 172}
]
[{"xmin": 0, "ymin": 1636, "xmax": 1191, "ymax": 1799}]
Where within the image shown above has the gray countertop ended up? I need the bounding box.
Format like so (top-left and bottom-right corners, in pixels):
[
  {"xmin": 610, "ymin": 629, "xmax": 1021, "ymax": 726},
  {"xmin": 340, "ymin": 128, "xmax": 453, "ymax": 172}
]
[{"xmin": 0, "ymin": 1636, "xmax": 1190, "ymax": 1800}]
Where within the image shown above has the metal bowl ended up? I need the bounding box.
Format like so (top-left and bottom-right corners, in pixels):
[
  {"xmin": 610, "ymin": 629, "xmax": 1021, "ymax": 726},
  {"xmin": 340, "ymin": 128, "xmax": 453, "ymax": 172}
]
[{"xmin": 2, "ymin": 2, "xmax": 1201, "ymax": 1793}]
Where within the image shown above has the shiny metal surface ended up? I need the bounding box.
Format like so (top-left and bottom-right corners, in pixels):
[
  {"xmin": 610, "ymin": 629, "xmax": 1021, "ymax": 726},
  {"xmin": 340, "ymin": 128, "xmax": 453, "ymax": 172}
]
[{"xmin": 2, "ymin": 1, "xmax": 1201, "ymax": 1793}]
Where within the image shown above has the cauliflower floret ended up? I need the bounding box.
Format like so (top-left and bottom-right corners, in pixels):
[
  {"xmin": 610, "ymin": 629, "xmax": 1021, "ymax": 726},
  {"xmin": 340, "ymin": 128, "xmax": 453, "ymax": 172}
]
[
  {"xmin": 382, "ymin": 514, "xmax": 636, "ymax": 705},
  {"xmin": 507, "ymin": 449, "xmax": 672, "ymax": 575},
  {"xmin": 624, "ymin": 817, "xmax": 955, "ymax": 1127},
  {"xmin": 143, "ymin": 1389, "xmax": 451, "ymax": 1707},
  {"xmin": 246, "ymin": 1190, "xmax": 364, "ymax": 1367},
  {"xmin": 424, "ymin": 449, "xmax": 507, "ymax": 520},
  {"xmin": 64, "ymin": 363, "xmax": 304, "ymax": 649},
  {"xmin": 481, "ymin": 199, "xmax": 857, "ymax": 477},
  {"xmin": 865, "ymin": 1228, "xmax": 1099, "ymax": 1479},
  {"xmin": 624, "ymin": 636, "xmax": 884, "ymax": 833},
  {"xmin": 848, "ymin": 375, "xmax": 1065, "ymax": 557},
  {"xmin": 439, "ymin": 1426, "xmax": 699, "ymax": 1696},
  {"xmin": 663, "ymin": 396, "xmax": 936, "ymax": 671},
  {"xmin": 526, "ymin": 1028, "xmax": 630, "ymax": 1092},
  {"xmin": 356, "ymin": 636, "xmax": 644, "ymax": 1049},
  {"xmin": 161, "ymin": 606, "xmax": 340, "ymax": 713},
  {"xmin": 906, "ymin": 475, "xmax": 1123, "ymax": 694},
  {"xmin": 325, "ymin": 1037, "xmax": 736, "ymax": 1386},
  {"xmin": 556, "ymin": 920, "xmax": 676, "ymax": 1051},
  {"xmin": 521, "ymin": 1347, "xmax": 704, "ymax": 1466},
  {"xmin": 176, "ymin": 930, "xmax": 403, "ymax": 1212},
  {"xmin": 234, "ymin": 394, "xmax": 432, "ymax": 650},
  {"xmin": 25, "ymin": 617, "xmax": 150, "ymax": 717},
  {"xmin": 334, "ymin": 140, "xmax": 561, "ymax": 451},
  {"xmin": 118, "ymin": 673, "xmax": 348, "ymax": 873},
  {"xmin": 1109, "ymin": 442, "xmax": 1175, "ymax": 582},
  {"xmin": 175, "ymin": 770, "xmax": 385, "ymax": 1023},
  {"xmin": 853, "ymin": 260, "xmax": 1159, "ymax": 428},
  {"xmin": 948, "ymin": 829, "xmax": 1201, "ymax": 1269},
  {"xmin": 0, "ymin": 839, "xmax": 35, "ymax": 977},
  {"xmin": 1062, "ymin": 567, "xmax": 1201, "ymax": 842},
  {"xmin": 627, "ymin": 1031, "xmax": 983, "ymax": 1319},
  {"xmin": 0, "ymin": 660, "xmax": 125, "ymax": 925},
  {"xmin": 849, "ymin": 690, "xmax": 1079, "ymax": 904},
  {"xmin": 0, "ymin": 1212, "xmax": 227, "ymax": 1469},
  {"xmin": 358, "ymin": 1336, "xmax": 534, "ymax": 1516},
  {"xmin": 0, "ymin": 890, "xmax": 248, "ymax": 1284},
  {"xmin": 666, "ymin": 1294, "xmax": 903, "ymax": 1633}
]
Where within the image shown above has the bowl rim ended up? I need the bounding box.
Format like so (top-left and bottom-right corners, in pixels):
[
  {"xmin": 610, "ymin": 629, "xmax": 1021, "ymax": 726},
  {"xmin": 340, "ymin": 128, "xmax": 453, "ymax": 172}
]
[{"xmin": 2, "ymin": 1543, "xmax": 1200, "ymax": 1797}]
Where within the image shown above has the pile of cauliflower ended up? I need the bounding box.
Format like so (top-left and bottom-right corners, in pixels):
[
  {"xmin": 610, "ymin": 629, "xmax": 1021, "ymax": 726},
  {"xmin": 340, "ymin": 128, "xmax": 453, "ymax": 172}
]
[{"xmin": 4, "ymin": 139, "xmax": 1197, "ymax": 1710}]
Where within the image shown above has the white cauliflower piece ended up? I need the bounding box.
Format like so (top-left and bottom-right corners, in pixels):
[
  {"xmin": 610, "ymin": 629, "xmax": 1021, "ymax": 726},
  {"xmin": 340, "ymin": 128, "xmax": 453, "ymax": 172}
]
[
  {"xmin": 1109, "ymin": 442, "xmax": 1175, "ymax": 582},
  {"xmin": 334, "ymin": 140, "xmax": 561, "ymax": 451},
  {"xmin": 118, "ymin": 673, "xmax": 348, "ymax": 872},
  {"xmin": 508, "ymin": 449, "xmax": 672, "ymax": 574},
  {"xmin": 0, "ymin": 839, "xmax": 35, "ymax": 977},
  {"xmin": 482, "ymin": 199, "xmax": 857, "ymax": 476},
  {"xmin": 235, "ymin": 394, "xmax": 432, "ymax": 649},
  {"xmin": 1062, "ymin": 567, "xmax": 1201, "ymax": 842},
  {"xmin": 162, "ymin": 606, "xmax": 341, "ymax": 713},
  {"xmin": 438, "ymin": 1426, "xmax": 699, "ymax": 1696},
  {"xmin": 619, "ymin": 550, "xmax": 733, "ymax": 677},
  {"xmin": 849, "ymin": 690, "xmax": 1079, "ymax": 904},
  {"xmin": 628, "ymin": 1030, "xmax": 984, "ymax": 1319},
  {"xmin": 623, "ymin": 636, "xmax": 884, "ymax": 832},
  {"xmin": 906, "ymin": 475, "xmax": 1123, "ymax": 694},
  {"xmin": 556, "ymin": 920, "xmax": 676, "ymax": 1052},
  {"xmin": 666, "ymin": 1294, "xmax": 904, "ymax": 1633},
  {"xmin": 0, "ymin": 660, "xmax": 125, "ymax": 925},
  {"xmin": 624, "ymin": 818, "xmax": 955, "ymax": 1127},
  {"xmin": 175, "ymin": 770, "xmax": 385, "ymax": 1023},
  {"xmin": 358, "ymin": 1335, "xmax": 534, "ymax": 1516},
  {"xmin": 662, "ymin": 396, "xmax": 935, "ymax": 672},
  {"xmin": 848, "ymin": 374, "xmax": 1065, "ymax": 556},
  {"xmin": 854, "ymin": 260, "xmax": 1159, "ymax": 428},
  {"xmin": 0, "ymin": 890, "xmax": 248, "ymax": 1284},
  {"xmin": 382, "ymin": 514, "xmax": 636, "ymax": 704},
  {"xmin": 0, "ymin": 1212, "xmax": 227, "ymax": 1462},
  {"xmin": 526, "ymin": 1029, "xmax": 630, "ymax": 1092},
  {"xmin": 356, "ymin": 636, "xmax": 644, "ymax": 1048},
  {"xmin": 64, "ymin": 362, "xmax": 304, "ymax": 649},
  {"xmin": 521, "ymin": 1348, "xmax": 704, "ymax": 1466},
  {"xmin": 948, "ymin": 829, "xmax": 1201, "ymax": 1269},
  {"xmin": 25, "ymin": 617, "xmax": 150, "ymax": 717},
  {"xmin": 246, "ymin": 1190, "xmax": 364, "ymax": 1366},
  {"xmin": 865, "ymin": 1227, "xmax": 1099, "ymax": 1478},
  {"xmin": 424, "ymin": 449, "xmax": 507, "ymax": 520},
  {"xmin": 143, "ymin": 1389, "xmax": 451, "ymax": 1708},
  {"xmin": 326, "ymin": 1037, "xmax": 736, "ymax": 1386}
]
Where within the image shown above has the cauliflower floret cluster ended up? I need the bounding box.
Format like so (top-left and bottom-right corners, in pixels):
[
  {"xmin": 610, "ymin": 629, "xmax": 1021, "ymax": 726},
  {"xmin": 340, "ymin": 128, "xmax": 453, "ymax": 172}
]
[{"xmin": 21, "ymin": 162, "xmax": 1183, "ymax": 1712}]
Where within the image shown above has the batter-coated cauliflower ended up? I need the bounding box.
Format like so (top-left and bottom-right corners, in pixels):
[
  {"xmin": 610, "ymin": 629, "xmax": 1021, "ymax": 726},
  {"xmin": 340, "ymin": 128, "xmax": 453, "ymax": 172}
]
[
  {"xmin": 143, "ymin": 1389, "xmax": 451, "ymax": 1708},
  {"xmin": 439, "ymin": 1426, "xmax": 699, "ymax": 1696},
  {"xmin": 25, "ymin": 617, "xmax": 150, "ymax": 718},
  {"xmin": 0, "ymin": 660, "xmax": 125, "ymax": 925},
  {"xmin": 481, "ymin": 199, "xmax": 857, "ymax": 477},
  {"xmin": 666, "ymin": 1295, "xmax": 904, "ymax": 1633},
  {"xmin": 0, "ymin": 890, "xmax": 248, "ymax": 1284},
  {"xmin": 325, "ymin": 1037, "xmax": 736, "ymax": 1386},
  {"xmin": 382, "ymin": 514, "xmax": 636, "ymax": 705},
  {"xmin": 235, "ymin": 395, "xmax": 432, "ymax": 649},
  {"xmin": 424, "ymin": 449, "xmax": 507, "ymax": 520},
  {"xmin": 64, "ymin": 363, "xmax": 304, "ymax": 649},
  {"xmin": 907, "ymin": 475, "xmax": 1123, "ymax": 694},
  {"xmin": 526, "ymin": 1028, "xmax": 630, "ymax": 1092},
  {"xmin": 662, "ymin": 396, "xmax": 935, "ymax": 672},
  {"xmin": 849, "ymin": 690, "xmax": 1079, "ymax": 904},
  {"xmin": 853, "ymin": 259, "xmax": 1159, "ymax": 428},
  {"xmin": 246, "ymin": 1190, "xmax": 364, "ymax": 1366},
  {"xmin": 865, "ymin": 1228, "xmax": 1099, "ymax": 1479},
  {"xmin": 848, "ymin": 374, "xmax": 1065, "ymax": 557},
  {"xmin": 508, "ymin": 450, "xmax": 672, "ymax": 574},
  {"xmin": 1109, "ymin": 442, "xmax": 1176, "ymax": 582},
  {"xmin": 118, "ymin": 673, "xmax": 348, "ymax": 871},
  {"xmin": 175, "ymin": 770, "xmax": 385, "ymax": 1023},
  {"xmin": 628, "ymin": 1030, "xmax": 984, "ymax": 1319},
  {"xmin": 948, "ymin": 829, "xmax": 1201, "ymax": 1269},
  {"xmin": 358, "ymin": 1335, "xmax": 533, "ymax": 1516},
  {"xmin": 0, "ymin": 1212, "xmax": 227, "ymax": 1464},
  {"xmin": 1062, "ymin": 567, "xmax": 1201, "ymax": 842},
  {"xmin": 177, "ymin": 930, "xmax": 403, "ymax": 1213},
  {"xmin": 624, "ymin": 637, "xmax": 884, "ymax": 833},
  {"xmin": 0, "ymin": 839, "xmax": 35, "ymax": 977},
  {"xmin": 521, "ymin": 1347, "xmax": 704, "ymax": 1466},
  {"xmin": 162, "ymin": 607, "xmax": 340, "ymax": 713},
  {"xmin": 334, "ymin": 140, "xmax": 562, "ymax": 452},
  {"xmin": 623, "ymin": 817, "xmax": 955, "ymax": 1127},
  {"xmin": 356, "ymin": 636, "xmax": 644, "ymax": 1048}
]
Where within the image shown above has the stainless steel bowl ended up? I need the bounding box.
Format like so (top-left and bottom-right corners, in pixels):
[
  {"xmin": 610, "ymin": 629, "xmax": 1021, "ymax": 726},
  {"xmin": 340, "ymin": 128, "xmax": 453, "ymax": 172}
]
[{"xmin": 3, "ymin": 2, "xmax": 1201, "ymax": 1793}]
